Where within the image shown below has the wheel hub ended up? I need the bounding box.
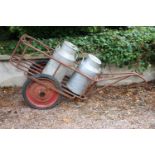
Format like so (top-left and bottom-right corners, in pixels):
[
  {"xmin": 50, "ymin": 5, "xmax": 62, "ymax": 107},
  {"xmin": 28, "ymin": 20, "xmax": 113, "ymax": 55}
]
[{"xmin": 39, "ymin": 91, "xmax": 46, "ymax": 97}]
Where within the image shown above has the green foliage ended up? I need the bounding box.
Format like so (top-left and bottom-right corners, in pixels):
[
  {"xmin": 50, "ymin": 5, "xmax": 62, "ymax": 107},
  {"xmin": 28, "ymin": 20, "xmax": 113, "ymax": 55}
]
[
  {"xmin": 0, "ymin": 40, "xmax": 17, "ymax": 55},
  {"xmin": 44, "ymin": 27, "xmax": 155, "ymax": 72},
  {"xmin": 8, "ymin": 26, "xmax": 102, "ymax": 38},
  {"xmin": 0, "ymin": 27, "xmax": 11, "ymax": 40},
  {"xmin": 0, "ymin": 27, "xmax": 155, "ymax": 72}
]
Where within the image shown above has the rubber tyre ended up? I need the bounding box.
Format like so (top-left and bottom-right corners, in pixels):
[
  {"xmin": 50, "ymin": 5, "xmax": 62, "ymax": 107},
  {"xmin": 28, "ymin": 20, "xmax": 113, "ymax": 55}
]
[{"xmin": 22, "ymin": 74, "xmax": 62, "ymax": 110}]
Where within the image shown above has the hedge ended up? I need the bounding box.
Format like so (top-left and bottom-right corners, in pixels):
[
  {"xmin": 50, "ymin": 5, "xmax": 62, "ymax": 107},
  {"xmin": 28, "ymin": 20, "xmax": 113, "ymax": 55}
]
[
  {"xmin": 0, "ymin": 27, "xmax": 155, "ymax": 72},
  {"xmin": 44, "ymin": 27, "xmax": 155, "ymax": 72},
  {"xmin": 0, "ymin": 26, "xmax": 104, "ymax": 39}
]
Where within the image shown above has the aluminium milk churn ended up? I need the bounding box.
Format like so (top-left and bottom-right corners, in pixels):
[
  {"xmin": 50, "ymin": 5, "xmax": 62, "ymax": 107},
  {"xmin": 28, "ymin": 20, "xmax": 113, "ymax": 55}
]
[
  {"xmin": 42, "ymin": 40, "xmax": 79, "ymax": 82},
  {"xmin": 66, "ymin": 54, "xmax": 102, "ymax": 95}
]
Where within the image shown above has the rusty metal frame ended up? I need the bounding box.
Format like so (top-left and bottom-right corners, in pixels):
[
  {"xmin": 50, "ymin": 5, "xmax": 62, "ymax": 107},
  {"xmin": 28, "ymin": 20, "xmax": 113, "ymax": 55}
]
[{"xmin": 10, "ymin": 34, "xmax": 146, "ymax": 100}]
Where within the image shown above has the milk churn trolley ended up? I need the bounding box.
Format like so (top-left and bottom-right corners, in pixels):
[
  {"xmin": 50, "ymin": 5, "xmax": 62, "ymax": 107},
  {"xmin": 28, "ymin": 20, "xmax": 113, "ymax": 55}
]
[{"xmin": 10, "ymin": 34, "xmax": 146, "ymax": 109}]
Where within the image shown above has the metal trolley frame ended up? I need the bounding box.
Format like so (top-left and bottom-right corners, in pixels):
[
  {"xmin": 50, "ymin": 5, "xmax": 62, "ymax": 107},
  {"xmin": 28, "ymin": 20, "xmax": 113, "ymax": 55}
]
[{"xmin": 10, "ymin": 34, "xmax": 146, "ymax": 109}]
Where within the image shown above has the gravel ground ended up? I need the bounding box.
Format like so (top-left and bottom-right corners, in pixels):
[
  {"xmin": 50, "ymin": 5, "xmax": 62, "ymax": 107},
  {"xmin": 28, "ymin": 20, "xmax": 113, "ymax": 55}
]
[{"xmin": 0, "ymin": 82, "xmax": 155, "ymax": 129}]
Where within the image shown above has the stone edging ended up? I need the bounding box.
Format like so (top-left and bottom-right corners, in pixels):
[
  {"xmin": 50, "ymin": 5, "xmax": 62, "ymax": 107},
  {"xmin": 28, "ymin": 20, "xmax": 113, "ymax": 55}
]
[{"xmin": 0, "ymin": 55, "xmax": 155, "ymax": 87}]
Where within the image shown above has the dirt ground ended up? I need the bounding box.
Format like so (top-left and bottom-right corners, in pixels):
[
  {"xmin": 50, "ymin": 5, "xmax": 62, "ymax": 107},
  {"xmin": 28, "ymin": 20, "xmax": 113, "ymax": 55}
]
[{"xmin": 0, "ymin": 81, "xmax": 155, "ymax": 129}]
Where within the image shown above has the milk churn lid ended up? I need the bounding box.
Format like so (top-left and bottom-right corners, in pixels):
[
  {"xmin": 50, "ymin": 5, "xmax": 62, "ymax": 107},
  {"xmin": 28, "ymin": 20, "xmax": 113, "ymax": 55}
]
[
  {"xmin": 64, "ymin": 40, "xmax": 79, "ymax": 52},
  {"xmin": 88, "ymin": 54, "xmax": 102, "ymax": 65}
]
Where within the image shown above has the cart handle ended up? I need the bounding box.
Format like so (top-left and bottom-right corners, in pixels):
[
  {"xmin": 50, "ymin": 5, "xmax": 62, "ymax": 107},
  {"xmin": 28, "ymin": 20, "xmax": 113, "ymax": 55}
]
[
  {"xmin": 89, "ymin": 72, "xmax": 147, "ymax": 95},
  {"xmin": 96, "ymin": 72, "xmax": 146, "ymax": 82}
]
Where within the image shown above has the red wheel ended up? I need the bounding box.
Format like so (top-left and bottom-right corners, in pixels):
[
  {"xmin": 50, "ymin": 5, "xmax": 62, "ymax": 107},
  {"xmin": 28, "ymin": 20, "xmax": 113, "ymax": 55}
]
[{"xmin": 22, "ymin": 74, "xmax": 61, "ymax": 109}]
